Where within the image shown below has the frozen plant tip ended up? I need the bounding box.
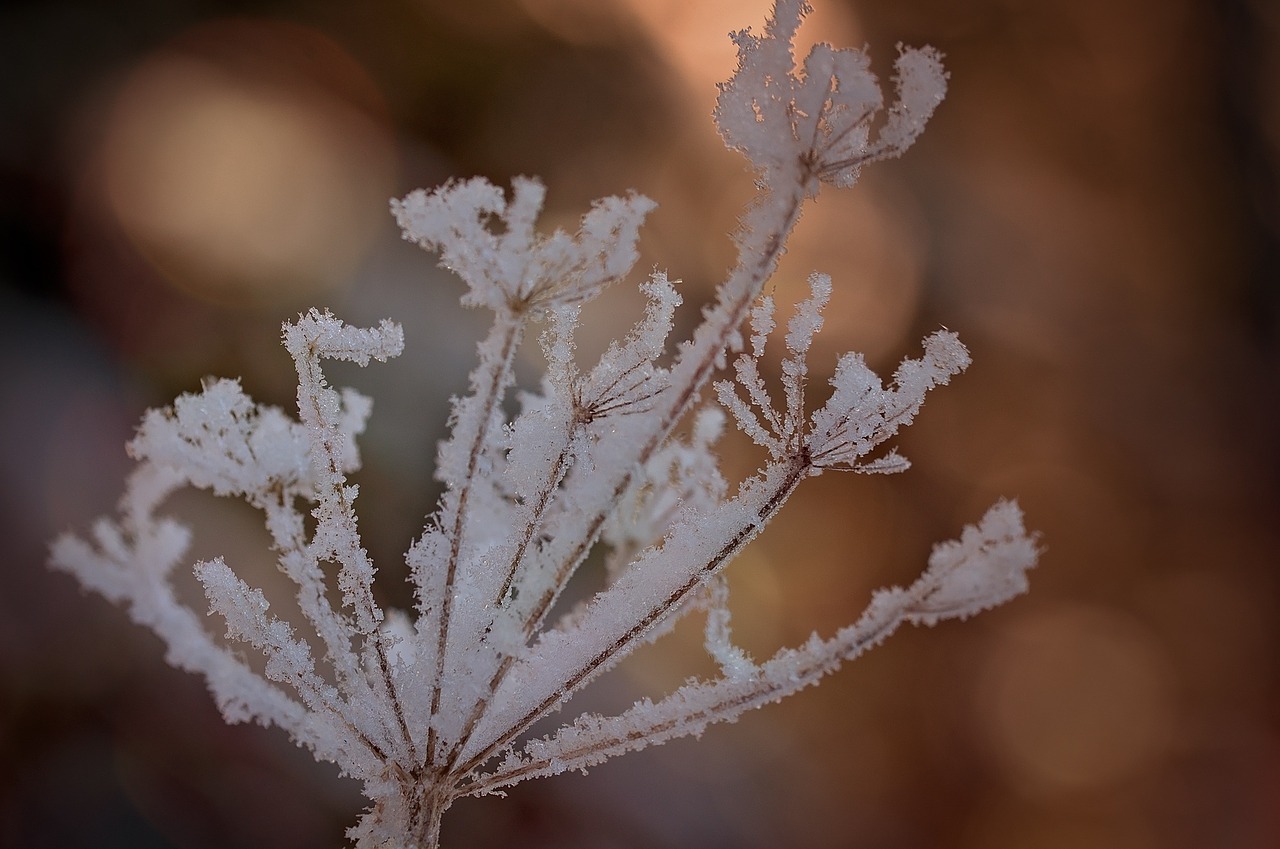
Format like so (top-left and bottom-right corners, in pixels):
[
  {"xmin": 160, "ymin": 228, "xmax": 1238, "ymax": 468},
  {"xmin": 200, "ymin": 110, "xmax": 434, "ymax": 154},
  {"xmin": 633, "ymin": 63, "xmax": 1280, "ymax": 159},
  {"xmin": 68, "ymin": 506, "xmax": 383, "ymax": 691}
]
[{"xmin": 50, "ymin": 1, "xmax": 1038, "ymax": 846}]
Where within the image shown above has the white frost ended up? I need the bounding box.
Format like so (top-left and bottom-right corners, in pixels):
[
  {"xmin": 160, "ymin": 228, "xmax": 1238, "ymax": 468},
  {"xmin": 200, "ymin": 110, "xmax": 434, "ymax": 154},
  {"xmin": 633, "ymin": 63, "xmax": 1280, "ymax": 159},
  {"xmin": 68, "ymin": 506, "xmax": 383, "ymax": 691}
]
[{"xmin": 48, "ymin": 3, "xmax": 1035, "ymax": 847}]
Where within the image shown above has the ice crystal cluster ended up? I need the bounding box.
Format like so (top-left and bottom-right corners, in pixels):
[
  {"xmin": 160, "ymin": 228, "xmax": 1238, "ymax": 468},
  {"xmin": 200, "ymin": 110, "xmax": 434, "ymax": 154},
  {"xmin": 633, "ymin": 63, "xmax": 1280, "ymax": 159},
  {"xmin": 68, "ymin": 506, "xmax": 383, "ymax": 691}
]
[{"xmin": 51, "ymin": 2, "xmax": 1038, "ymax": 846}]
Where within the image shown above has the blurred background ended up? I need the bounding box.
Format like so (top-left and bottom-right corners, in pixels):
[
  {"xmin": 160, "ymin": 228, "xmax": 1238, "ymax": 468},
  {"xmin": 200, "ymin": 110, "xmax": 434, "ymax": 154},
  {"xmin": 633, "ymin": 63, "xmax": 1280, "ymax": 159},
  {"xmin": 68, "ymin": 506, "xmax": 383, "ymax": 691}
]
[{"xmin": 2, "ymin": 0, "xmax": 1278, "ymax": 847}]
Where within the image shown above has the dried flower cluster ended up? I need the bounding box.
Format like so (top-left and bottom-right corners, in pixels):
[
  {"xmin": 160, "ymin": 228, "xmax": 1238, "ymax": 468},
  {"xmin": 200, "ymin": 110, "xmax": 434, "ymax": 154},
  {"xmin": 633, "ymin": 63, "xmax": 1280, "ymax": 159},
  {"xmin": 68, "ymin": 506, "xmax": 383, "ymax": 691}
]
[{"xmin": 51, "ymin": 2, "xmax": 1039, "ymax": 846}]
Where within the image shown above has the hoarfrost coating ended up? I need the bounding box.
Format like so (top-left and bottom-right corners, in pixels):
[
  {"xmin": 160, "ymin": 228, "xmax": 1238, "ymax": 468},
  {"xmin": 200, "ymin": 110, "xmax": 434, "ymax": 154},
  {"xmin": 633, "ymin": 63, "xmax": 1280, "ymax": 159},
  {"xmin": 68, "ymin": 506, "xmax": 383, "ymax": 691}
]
[{"xmin": 50, "ymin": 1, "xmax": 1039, "ymax": 846}]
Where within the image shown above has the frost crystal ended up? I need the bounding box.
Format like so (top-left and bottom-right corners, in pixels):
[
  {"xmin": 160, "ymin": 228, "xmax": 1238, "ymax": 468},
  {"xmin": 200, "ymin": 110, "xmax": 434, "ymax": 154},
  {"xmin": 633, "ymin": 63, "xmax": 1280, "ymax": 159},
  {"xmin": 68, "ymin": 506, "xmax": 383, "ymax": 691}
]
[{"xmin": 50, "ymin": 2, "xmax": 1037, "ymax": 846}]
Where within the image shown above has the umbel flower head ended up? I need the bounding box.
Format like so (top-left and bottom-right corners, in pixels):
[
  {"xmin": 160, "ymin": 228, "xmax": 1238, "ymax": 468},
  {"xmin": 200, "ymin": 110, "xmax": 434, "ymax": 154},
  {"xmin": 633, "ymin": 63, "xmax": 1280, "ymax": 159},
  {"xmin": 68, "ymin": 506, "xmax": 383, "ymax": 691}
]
[
  {"xmin": 715, "ymin": 0, "xmax": 947, "ymax": 191},
  {"xmin": 50, "ymin": 1, "xmax": 1037, "ymax": 846}
]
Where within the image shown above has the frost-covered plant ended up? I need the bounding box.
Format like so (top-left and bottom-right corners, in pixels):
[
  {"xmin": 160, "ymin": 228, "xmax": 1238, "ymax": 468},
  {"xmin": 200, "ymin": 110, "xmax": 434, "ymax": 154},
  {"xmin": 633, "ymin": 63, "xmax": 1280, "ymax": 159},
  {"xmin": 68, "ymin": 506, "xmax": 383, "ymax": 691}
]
[{"xmin": 51, "ymin": 2, "xmax": 1038, "ymax": 846}]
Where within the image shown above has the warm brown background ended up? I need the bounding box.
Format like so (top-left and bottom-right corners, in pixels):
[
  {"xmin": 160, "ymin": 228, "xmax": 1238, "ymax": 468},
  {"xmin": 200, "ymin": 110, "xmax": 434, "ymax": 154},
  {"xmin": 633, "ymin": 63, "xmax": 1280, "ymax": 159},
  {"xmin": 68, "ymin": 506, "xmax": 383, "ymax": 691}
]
[{"xmin": 2, "ymin": 0, "xmax": 1277, "ymax": 847}]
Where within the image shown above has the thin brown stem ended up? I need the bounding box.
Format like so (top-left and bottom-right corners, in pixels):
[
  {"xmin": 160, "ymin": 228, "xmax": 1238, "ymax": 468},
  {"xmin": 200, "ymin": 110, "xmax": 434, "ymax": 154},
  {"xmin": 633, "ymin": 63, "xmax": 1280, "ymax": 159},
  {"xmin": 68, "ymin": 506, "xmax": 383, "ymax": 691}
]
[
  {"xmin": 456, "ymin": 451, "xmax": 813, "ymax": 778},
  {"xmin": 426, "ymin": 317, "xmax": 524, "ymax": 763},
  {"xmin": 461, "ymin": 594, "xmax": 902, "ymax": 796}
]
